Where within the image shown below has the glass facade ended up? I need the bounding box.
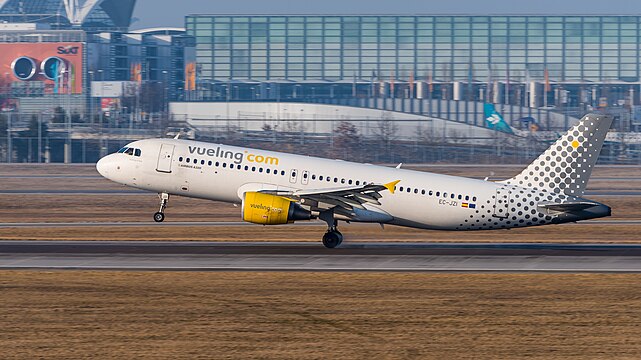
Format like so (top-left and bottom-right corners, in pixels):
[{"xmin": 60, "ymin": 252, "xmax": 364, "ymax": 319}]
[{"xmin": 186, "ymin": 15, "xmax": 641, "ymax": 83}]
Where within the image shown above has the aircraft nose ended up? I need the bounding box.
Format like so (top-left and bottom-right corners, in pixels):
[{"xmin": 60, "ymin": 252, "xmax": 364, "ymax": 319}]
[{"xmin": 96, "ymin": 154, "xmax": 119, "ymax": 180}]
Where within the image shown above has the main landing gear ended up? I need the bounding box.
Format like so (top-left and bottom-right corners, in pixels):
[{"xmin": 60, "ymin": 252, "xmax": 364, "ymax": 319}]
[
  {"xmin": 322, "ymin": 228, "xmax": 343, "ymax": 249},
  {"xmin": 320, "ymin": 210, "xmax": 343, "ymax": 248},
  {"xmin": 154, "ymin": 192, "xmax": 169, "ymax": 223}
]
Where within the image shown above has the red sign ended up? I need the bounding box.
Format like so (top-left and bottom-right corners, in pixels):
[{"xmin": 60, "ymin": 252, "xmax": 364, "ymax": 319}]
[{"xmin": 0, "ymin": 42, "xmax": 84, "ymax": 94}]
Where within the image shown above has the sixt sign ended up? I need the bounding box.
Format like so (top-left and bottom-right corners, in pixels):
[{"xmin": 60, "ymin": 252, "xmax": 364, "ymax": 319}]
[{"xmin": 57, "ymin": 46, "xmax": 79, "ymax": 55}]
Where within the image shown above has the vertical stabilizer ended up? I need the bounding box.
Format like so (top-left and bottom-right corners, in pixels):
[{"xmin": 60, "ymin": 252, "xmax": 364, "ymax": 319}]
[
  {"xmin": 484, "ymin": 103, "xmax": 514, "ymax": 134},
  {"xmin": 501, "ymin": 113, "xmax": 613, "ymax": 196}
]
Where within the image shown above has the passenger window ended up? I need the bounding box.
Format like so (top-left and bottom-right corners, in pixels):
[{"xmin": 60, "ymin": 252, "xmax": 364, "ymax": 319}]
[
  {"xmin": 252, "ymin": 167, "xmax": 256, "ymax": 171},
  {"xmin": 266, "ymin": 169, "xmax": 271, "ymax": 174},
  {"xmin": 421, "ymin": 190, "xmax": 425, "ymax": 195},
  {"xmin": 319, "ymin": 176, "xmax": 324, "ymax": 181},
  {"xmin": 429, "ymin": 190, "xmax": 433, "ymax": 196},
  {"xmin": 399, "ymin": 187, "xmax": 404, "ymax": 192},
  {"xmin": 193, "ymin": 158, "xmax": 197, "ymax": 164},
  {"xmin": 465, "ymin": 195, "xmax": 470, "ymax": 201},
  {"xmin": 259, "ymin": 168, "xmax": 263, "ymax": 173},
  {"xmin": 341, "ymin": 179, "xmax": 345, "ymax": 184},
  {"xmin": 179, "ymin": 157, "xmax": 183, "ymax": 162},
  {"xmin": 443, "ymin": 192, "xmax": 448, "ymax": 198},
  {"xmin": 281, "ymin": 171, "xmax": 285, "ymax": 176},
  {"xmin": 223, "ymin": 163, "xmax": 227, "ymax": 168},
  {"xmin": 473, "ymin": 197, "xmax": 477, "ymax": 202},
  {"xmin": 436, "ymin": 192, "xmax": 440, "ymax": 197},
  {"xmin": 348, "ymin": 180, "xmax": 352, "ymax": 185},
  {"xmin": 334, "ymin": 178, "xmax": 338, "ymax": 183},
  {"xmin": 208, "ymin": 161, "xmax": 212, "ymax": 166},
  {"xmin": 186, "ymin": 158, "xmax": 190, "ymax": 163},
  {"xmin": 201, "ymin": 160, "xmax": 205, "ymax": 165},
  {"xmin": 414, "ymin": 189, "xmax": 419, "ymax": 194},
  {"xmin": 244, "ymin": 165, "xmax": 249, "ymax": 170},
  {"xmin": 216, "ymin": 162, "xmax": 220, "ymax": 167},
  {"xmin": 451, "ymin": 194, "xmax": 455, "ymax": 199},
  {"xmin": 355, "ymin": 181, "xmax": 360, "ymax": 185},
  {"xmin": 407, "ymin": 188, "xmax": 411, "ymax": 193},
  {"xmin": 458, "ymin": 195, "xmax": 462, "ymax": 200},
  {"xmin": 312, "ymin": 175, "xmax": 316, "ymax": 180}
]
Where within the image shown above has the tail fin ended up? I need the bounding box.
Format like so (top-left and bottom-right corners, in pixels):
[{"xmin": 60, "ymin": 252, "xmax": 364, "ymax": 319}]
[
  {"xmin": 501, "ymin": 113, "xmax": 613, "ymax": 196},
  {"xmin": 484, "ymin": 103, "xmax": 514, "ymax": 134}
]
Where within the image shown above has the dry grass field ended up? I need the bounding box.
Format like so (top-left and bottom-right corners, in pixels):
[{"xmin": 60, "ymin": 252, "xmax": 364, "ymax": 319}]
[{"xmin": 2, "ymin": 271, "xmax": 641, "ymax": 359}]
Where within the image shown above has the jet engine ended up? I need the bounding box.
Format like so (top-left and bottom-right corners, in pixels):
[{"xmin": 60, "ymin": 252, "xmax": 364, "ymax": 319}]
[{"xmin": 242, "ymin": 192, "xmax": 311, "ymax": 225}]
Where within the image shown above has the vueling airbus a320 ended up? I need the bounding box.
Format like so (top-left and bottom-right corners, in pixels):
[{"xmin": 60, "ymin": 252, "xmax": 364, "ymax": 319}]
[{"xmin": 97, "ymin": 114, "xmax": 612, "ymax": 248}]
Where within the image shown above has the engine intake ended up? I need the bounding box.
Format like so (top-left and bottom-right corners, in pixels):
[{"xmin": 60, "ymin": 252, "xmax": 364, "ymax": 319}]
[{"xmin": 242, "ymin": 192, "xmax": 311, "ymax": 225}]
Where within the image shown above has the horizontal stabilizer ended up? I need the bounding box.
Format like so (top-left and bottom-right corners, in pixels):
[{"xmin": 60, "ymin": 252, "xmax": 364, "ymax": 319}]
[{"xmin": 538, "ymin": 201, "xmax": 600, "ymax": 212}]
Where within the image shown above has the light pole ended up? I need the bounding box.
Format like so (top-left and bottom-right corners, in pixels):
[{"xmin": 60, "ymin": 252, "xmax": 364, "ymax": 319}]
[
  {"xmin": 88, "ymin": 70, "xmax": 94, "ymax": 125},
  {"xmin": 6, "ymin": 110, "xmax": 11, "ymax": 163},
  {"xmin": 37, "ymin": 112, "xmax": 42, "ymax": 163},
  {"xmin": 162, "ymin": 70, "xmax": 168, "ymax": 115}
]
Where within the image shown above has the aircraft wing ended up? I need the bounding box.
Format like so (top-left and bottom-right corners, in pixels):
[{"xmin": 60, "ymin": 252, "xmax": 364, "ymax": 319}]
[{"xmin": 260, "ymin": 180, "xmax": 400, "ymax": 212}]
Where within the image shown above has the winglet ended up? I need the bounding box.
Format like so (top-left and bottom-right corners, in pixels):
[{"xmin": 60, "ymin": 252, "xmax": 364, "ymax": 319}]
[{"xmin": 384, "ymin": 180, "xmax": 401, "ymax": 194}]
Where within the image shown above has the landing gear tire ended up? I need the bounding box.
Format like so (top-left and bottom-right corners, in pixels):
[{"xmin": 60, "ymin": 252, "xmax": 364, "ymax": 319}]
[
  {"xmin": 322, "ymin": 230, "xmax": 343, "ymax": 249},
  {"xmin": 153, "ymin": 212, "xmax": 165, "ymax": 223},
  {"xmin": 154, "ymin": 192, "xmax": 169, "ymax": 223}
]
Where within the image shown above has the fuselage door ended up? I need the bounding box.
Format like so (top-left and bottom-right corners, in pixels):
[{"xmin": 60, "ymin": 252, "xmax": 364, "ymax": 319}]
[
  {"xmin": 493, "ymin": 187, "xmax": 510, "ymax": 218},
  {"xmin": 156, "ymin": 143, "xmax": 175, "ymax": 173},
  {"xmin": 289, "ymin": 169, "xmax": 298, "ymax": 184},
  {"xmin": 302, "ymin": 170, "xmax": 309, "ymax": 185}
]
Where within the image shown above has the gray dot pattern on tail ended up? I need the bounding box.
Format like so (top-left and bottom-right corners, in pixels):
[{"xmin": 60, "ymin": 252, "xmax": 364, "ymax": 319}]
[
  {"xmin": 455, "ymin": 185, "xmax": 574, "ymax": 230},
  {"xmin": 502, "ymin": 115, "xmax": 611, "ymax": 197}
]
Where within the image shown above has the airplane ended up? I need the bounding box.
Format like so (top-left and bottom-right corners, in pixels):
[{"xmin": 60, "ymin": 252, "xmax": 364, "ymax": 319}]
[{"xmin": 96, "ymin": 113, "xmax": 612, "ymax": 248}]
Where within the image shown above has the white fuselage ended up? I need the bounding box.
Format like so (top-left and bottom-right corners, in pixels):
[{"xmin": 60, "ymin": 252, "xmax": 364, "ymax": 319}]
[{"xmin": 96, "ymin": 138, "xmax": 608, "ymax": 231}]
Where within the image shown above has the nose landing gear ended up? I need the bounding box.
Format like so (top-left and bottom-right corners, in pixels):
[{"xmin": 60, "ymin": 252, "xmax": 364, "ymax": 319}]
[{"xmin": 154, "ymin": 192, "xmax": 169, "ymax": 222}]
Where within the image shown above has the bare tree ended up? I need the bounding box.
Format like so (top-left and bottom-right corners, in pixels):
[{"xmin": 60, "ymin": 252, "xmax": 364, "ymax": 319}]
[{"xmin": 332, "ymin": 121, "xmax": 361, "ymax": 160}]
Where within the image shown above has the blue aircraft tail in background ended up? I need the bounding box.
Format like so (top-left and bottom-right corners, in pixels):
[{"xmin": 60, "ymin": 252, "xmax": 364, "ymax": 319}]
[{"xmin": 484, "ymin": 103, "xmax": 514, "ymax": 134}]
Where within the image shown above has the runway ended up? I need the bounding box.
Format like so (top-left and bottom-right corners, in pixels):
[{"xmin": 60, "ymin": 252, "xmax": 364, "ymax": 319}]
[
  {"xmin": 2, "ymin": 241, "xmax": 641, "ymax": 272},
  {"xmin": 1, "ymin": 219, "xmax": 640, "ymax": 228},
  {"xmin": 3, "ymin": 189, "xmax": 640, "ymax": 196}
]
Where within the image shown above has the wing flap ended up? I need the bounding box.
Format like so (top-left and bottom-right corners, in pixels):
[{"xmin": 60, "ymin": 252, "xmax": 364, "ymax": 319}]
[{"xmin": 260, "ymin": 180, "xmax": 400, "ymax": 214}]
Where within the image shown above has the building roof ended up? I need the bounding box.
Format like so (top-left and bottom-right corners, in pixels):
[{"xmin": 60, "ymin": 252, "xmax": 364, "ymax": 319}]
[{"xmin": 0, "ymin": 0, "xmax": 136, "ymax": 30}]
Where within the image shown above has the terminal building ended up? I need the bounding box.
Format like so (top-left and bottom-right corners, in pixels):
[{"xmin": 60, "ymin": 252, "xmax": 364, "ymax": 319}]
[
  {"xmin": 3, "ymin": 9, "xmax": 641, "ymax": 162},
  {"xmin": 176, "ymin": 15, "xmax": 641, "ymax": 133}
]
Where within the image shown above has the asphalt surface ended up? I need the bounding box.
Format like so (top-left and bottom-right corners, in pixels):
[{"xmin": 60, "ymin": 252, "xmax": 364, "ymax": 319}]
[
  {"xmin": 3, "ymin": 190, "xmax": 640, "ymax": 196},
  {"xmin": 2, "ymin": 241, "xmax": 641, "ymax": 272},
  {"xmin": 0, "ymin": 220, "xmax": 640, "ymax": 228}
]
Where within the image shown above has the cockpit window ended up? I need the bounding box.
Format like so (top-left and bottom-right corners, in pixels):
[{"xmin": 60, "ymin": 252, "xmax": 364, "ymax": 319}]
[
  {"xmin": 117, "ymin": 147, "xmax": 128, "ymax": 153},
  {"xmin": 134, "ymin": 149, "xmax": 141, "ymax": 157},
  {"xmin": 125, "ymin": 148, "xmax": 135, "ymax": 155}
]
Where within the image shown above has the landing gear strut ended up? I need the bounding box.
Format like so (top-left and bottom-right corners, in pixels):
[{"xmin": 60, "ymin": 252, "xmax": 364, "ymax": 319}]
[
  {"xmin": 154, "ymin": 192, "xmax": 169, "ymax": 222},
  {"xmin": 320, "ymin": 211, "xmax": 343, "ymax": 248}
]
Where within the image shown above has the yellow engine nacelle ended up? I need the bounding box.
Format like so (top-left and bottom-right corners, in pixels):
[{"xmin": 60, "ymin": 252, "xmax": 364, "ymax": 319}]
[{"xmin": 242, "ymin": 192, "xmax": 311, "ymax": 225}]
